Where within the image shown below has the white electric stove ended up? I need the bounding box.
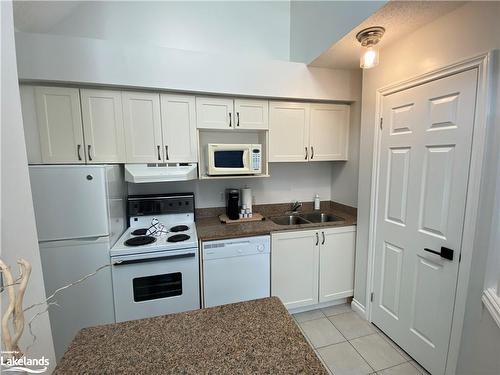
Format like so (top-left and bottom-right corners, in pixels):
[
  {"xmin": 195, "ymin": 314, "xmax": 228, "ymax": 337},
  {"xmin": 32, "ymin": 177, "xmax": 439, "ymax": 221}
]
[{"xmin": 110, "ymin": 193, "xmax": 200, "ymax": 322}]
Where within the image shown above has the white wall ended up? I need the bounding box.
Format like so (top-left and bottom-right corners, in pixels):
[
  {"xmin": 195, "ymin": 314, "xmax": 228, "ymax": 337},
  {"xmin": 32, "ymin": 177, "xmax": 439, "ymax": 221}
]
[
  {"xmin": 1, "ymin": 0, "xmax": 56, "ymax": 371},
  {"xmin": 15, "ymin": 31, "xmax": 360, "ymax": 102},
  {"xmin": 33, "ymin": 1, "xmax": 291, "ymax": 61},
  {"xmin": 289, "ymin": 1, "xmax": 386, "ymax": 63},
  {"xmin": 128, "ymin": 163, "xmax": 334, "ymax": 208},
  {"xmin": 355, "ymin": 2, "xmax": 500, "ymax": 374}
]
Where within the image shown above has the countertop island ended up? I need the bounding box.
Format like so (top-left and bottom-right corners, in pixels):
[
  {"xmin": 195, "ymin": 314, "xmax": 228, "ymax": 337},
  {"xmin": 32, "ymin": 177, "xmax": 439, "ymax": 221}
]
[{"xmin": 55, "ymin": 297, "xmax": 328, "ymax": 374}]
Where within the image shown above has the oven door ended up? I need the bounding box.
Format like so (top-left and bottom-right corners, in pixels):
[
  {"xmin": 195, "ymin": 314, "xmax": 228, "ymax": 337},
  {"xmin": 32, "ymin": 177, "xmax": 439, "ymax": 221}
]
[
  {"xmin": 208, "ymin": 146, "xmax": 250, "ymax": 175},
  {"xmin": 112, "ymin": 248, "xmax": 200, "ymax": 322}
]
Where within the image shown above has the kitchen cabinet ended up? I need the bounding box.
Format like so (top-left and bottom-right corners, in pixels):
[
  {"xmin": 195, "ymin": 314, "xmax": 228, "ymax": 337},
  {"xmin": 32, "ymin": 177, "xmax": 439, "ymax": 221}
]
[
  {"xmin": 196, "ymin": 97, "xmax": 269, "ymax": 130},
  {"xmin": 160, "ymin": 94, "xmax": 197, "ymax": 162},
  {"xmin": 34, "ymin": 86, "xmax": 85, "ymax": 164},
  {"xmin": 122, "ymin": 91, "xmax": 163, "ymax": 163},
  {"xmin": 269, "ymin": 102, "xmax": 310, "ymax": 162},
  {"xmin": 310, "ymin": 104, "xmax": 349, "ymax": 161},
  {"xmin": 269, "ymin": 102, "xmax": 350, "ymax": 162},
  {"xmin": 319, "ymin": 226, "xmax": 356, "ymax": 303},
  {"xmin": 80, "ymin": 89, "xmax": 125, "ymax": 163},
  {"xmin": 271, "ymin": 225, "xmax": 356, "ymax": 309},
  {"xmin": 271, "ymin": 230, "xmax": 319, "ymax": 309}
]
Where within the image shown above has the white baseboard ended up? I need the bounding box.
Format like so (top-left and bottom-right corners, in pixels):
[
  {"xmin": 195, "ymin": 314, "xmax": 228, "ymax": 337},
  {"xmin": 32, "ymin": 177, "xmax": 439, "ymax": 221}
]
[
  {"xmin": 351, "ymin": 298, "xmax": 367, "ymax": 318},
  {"xmin": 482, "ymin": 288, "xmax": 500, "ymax": 329},
  {"xmin": 288, "ymin": 298, "xmax": 348, "ymax": 314}
]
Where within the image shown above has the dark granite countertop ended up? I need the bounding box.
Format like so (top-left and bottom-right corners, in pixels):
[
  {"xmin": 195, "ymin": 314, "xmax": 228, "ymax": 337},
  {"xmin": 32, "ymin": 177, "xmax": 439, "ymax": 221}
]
[
  {"xmin": 196, "ymin": 201, "xmax": 357, "ymax": 242},
  {"xmin": 55, "ymin": 297, "xmax": 327, "ymax": 374}
]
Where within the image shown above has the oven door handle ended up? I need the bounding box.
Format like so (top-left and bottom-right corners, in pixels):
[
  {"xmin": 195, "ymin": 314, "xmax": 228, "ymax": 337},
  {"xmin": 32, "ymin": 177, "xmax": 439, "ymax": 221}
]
[{"xmin": 112, "ymin": 252, "xmax": 195, "ymax": 266}]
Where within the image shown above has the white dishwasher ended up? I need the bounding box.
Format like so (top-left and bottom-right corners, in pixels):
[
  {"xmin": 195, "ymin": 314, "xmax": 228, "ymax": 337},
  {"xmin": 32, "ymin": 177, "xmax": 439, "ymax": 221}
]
[{"xmin": 202, "ymin": 235, "xmax": 270, "ymax": 308}]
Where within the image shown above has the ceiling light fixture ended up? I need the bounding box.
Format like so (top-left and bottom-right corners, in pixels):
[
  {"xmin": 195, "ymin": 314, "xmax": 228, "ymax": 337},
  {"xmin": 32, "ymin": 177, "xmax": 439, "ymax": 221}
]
[{"xmin": 356, "ymin": 26, "xmax": 385, "ymax": 69}]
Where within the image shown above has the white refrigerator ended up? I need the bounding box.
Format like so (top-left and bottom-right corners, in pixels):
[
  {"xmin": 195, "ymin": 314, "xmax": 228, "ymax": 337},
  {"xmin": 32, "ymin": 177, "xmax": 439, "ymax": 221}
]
[{"xmin": 29, "ymin": 165, "xmax": 126, "ymax": 360}]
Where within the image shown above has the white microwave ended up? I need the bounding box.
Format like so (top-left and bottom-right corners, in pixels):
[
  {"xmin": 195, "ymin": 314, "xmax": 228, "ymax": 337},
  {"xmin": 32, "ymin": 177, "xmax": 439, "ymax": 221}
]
[{"xmin": 207, "ymin": 144, "xmax": 262, "ymax": 176}]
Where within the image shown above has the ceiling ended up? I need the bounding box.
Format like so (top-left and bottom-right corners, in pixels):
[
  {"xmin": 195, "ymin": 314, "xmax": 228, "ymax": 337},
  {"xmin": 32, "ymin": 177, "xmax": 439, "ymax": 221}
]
[
  {"xmin": 310, "ymin": 1, "xmax": 466, "ymax": 69},
  {"xmin": 13, "ymin": 1, "xmax": 84, "ymax": 32}
]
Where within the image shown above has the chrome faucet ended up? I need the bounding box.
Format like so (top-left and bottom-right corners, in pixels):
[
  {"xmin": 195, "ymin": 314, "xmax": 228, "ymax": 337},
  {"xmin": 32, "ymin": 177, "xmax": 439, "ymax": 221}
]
[{"xmin": 290, "ymin": 201, "xmax": 303, "ymax": 213}]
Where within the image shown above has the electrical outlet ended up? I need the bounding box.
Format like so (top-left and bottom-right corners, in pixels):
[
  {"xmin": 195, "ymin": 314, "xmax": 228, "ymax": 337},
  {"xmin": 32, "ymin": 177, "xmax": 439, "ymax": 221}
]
[{"xmin": 219, "ymin": 192, "xmax": 224, "ymax": 202}]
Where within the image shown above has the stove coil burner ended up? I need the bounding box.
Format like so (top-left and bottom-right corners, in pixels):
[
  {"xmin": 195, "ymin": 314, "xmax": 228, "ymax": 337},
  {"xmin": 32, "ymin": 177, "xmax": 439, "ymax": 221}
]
[
  {"xmin": 125, "ymin": 236, "xmax": 157, "ymax": 247},
  {"xmin": 167, "ymin": 234, "xmax": 190, "ymax": 243},
  {"xmin": 131, "ymin": 228, "xmax": 148, "ymax": 236},
  {"xmin": 170, "ymin": 225, "xmax": 189, "ymax": 233}
]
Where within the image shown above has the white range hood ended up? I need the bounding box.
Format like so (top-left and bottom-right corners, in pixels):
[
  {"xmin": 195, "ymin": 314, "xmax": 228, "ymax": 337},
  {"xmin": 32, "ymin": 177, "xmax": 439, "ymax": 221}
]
[{"xmin": 124, "ymin": 163, "xmax": 198, "ymax": 183}]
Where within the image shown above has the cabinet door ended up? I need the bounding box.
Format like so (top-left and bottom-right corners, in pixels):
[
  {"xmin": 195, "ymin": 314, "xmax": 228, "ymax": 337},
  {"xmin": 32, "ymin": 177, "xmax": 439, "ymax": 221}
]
[
  {"xmin": 122, "ymin": 91, "xmax": 163, "ymax": 163},
  {"xmin": 234, "ymin": 99, "xmax": 269, "ymax": 130},
  {"xmin": 81, "ymin": 89, "xmax": 125, "ymax": 163},
  {"xmin": 271, "ymin": 230, "xmax": 319, "ymax": 309},
  {"xmin": 319, "ymin": 226, "xmax": 356, "ymax": 303},
  {"xmin": 196, "ymin": 97, "xmax": 234, "ymax": 129},
  {"xmin": 310, "ymin": 104, "xmax": 350, "ymax": 161},
  {"xmin": 269, "ymin": 102, "xmax": 310, "ymax": 162},
  {"xmin": 160, "ymin": 94, "xmax": 197, "ymax": 162},
  {"xmin": 34, "ymin": 86, "xmax": 85, "ymax": 163}
]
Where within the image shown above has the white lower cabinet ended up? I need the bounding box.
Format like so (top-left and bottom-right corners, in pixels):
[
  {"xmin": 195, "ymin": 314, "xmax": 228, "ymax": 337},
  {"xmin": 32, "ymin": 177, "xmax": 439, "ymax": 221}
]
[{"xmin": 271, "ymin": 226, "xmax": 356, "ymax": 309}]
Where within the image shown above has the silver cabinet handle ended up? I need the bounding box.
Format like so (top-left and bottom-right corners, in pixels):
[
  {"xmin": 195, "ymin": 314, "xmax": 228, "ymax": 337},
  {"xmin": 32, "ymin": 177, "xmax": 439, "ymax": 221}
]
[
  {"xmin": 229, "ymin": 113, "xmax": 232, "ymax": 127},
  {"xmin": 157, "ymin": 145, "xmax": 161, "ymax": 161},
  {"xmin": 87, "ymin": 145, "xmax": 92, "ymax": 161},
  {"xmin": 316, "ymin": 232, "xmax": 319, "ymax": 246},
  {"xmin": 311, "ymin": 146, "xmax": 314, "ymax": 160},
  {"xmin": 77, "ymin": 144, "xmax": 82, "ymax": 161},
  {"xmin": 236, "ymin": 112, "xmax": 240, "ymax": 127},
  {"xmin": 322, "ymin": 231, "xmax": 325, "ymax": 245},
  {"xmin": 165, "ymin": 145, "xmax": 169, "ymax": 160},
  {"xmin": 305, "ymin": 147, "xmax": 308, "ymax": 160}
]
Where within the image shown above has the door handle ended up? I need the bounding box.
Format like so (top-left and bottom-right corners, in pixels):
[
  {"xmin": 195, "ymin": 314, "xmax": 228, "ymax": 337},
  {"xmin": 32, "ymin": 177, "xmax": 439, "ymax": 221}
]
[
  {"xmin": 157, "ymin": 145, "xmax": 161, "ymax": 161},
  {"xmin": 229, "ymin": 113, "xmax": 232, "ymax": 127},
  {"xmin": 322, "ymin": 231, "xmax": 325, "ymax": 245},
  {"xmin": 87, "ymin": 145, "xmax": 92, "ymax": 161},
  {"xmin": 424, "ymin": 246, "xmax": 454, "ymax": 260},
  {"xmin": 311, "ymin": 146, "xmax": 314, "ymax": 160},
  {"xmin": 236, "ymin": 112, "xmax": 240, "ymax": 127},
  {"xmin": 165, "ymin": 145, "xmax": 169, "ymax": 160},
  {"xmin": 316, "ymin": 232, "xmax": 319, "ymax": 246},
  {"xmin": 113, "ymin": 252, "xmax": 195, "ymax": 266},
  {"xmin": 77, "ymin": 144, "xmax": 82, "ymax": 161},
  {"xmin": 305, "ymin": 147, "xmax": 308, "ymax": 160}
]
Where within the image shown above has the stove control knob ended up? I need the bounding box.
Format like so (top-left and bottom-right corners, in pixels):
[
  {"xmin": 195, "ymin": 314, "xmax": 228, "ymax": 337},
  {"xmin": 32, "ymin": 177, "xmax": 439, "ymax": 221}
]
[{"xmin": 257, "ymin": 245, "xmax": 264, "ymax": 252}]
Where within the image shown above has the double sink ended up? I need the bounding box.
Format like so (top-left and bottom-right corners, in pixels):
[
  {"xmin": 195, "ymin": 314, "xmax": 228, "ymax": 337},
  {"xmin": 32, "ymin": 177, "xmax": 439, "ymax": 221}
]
[{"xmin": 270, "ymin": 212, "xmax": 345, "ymax": 226}]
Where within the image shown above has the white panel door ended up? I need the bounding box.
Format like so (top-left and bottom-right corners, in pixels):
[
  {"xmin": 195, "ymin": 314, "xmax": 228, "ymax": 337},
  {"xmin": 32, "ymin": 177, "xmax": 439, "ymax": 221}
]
[
  {"xmin": 372, "ymin": 69, "xmax": 478, "ymax": 375},
  {"xmin": 234, "ymin": 99, "xmax": 269, "ymax": 130},
  {"xmin": 160, "ymin": 94, "xmax": 197, "ymax": 162},
  {"xmin": 319, "ymin": 226, "xmax": 356, "ymax": 303},
  {"xmin": 34, "ymin": 86, "xmax": 85, "ymax": 163},
  {"xmin": 271, "ymin": 230, "xmax": 319, "ymax": 309},
  {"xmin": 269, "ymin": 102, "xmax": 310, "ymax": 162},
  {"xmin": 80, "ymin": 89, "xmax": 125, "ymax": 163},
  {"xmin": 122, "ymin": 91, "xmax": 163, "ymax": 163},
  {"xmin": 310, "ymin": 104, "xmax": 350, "ymax": 161},
  {"xmin": 196, "ymin": 97, "xmax": 234, "ymax": 129}
]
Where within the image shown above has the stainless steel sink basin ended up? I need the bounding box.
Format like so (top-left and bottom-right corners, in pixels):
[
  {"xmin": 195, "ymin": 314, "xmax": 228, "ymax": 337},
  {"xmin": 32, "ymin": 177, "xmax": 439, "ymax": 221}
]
[
  {"xmin": 270, "ymin": 215, "xmax": 311, "ymax": 226},
  {"xmin": 299, "ymin": 212, "xmax": 345, "ymax": 223}
]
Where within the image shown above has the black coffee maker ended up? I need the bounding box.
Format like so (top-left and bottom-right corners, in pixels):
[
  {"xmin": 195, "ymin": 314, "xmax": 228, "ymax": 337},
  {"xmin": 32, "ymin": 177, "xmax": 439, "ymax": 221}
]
[{"xmin": 226, "ymin": 189, "xmax": 240, "ymax": 220}]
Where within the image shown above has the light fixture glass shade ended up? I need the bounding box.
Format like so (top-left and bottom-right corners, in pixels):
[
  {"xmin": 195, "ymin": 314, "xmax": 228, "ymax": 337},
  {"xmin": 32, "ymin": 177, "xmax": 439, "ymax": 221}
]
[{"xmin": 360, "ymin": 46, "xmax": 379, "ymax": 69}]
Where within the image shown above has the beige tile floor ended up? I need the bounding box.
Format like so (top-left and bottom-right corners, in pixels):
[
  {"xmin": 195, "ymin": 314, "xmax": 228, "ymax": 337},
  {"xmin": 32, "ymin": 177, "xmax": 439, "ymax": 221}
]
[{"xmin": 293, "ymin": 304, "xmax": 431, "ymax": 375}]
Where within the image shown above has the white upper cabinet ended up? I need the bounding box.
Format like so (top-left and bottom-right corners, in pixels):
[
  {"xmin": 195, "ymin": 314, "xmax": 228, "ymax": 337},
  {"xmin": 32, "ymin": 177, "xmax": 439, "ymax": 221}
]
[
  {"xmin": 34, "ymin": 86, "xmax": 85, "ymax": 164},
  {"xmin": 319, "ymin": 226, "xmax": 356, "ymax": 303},
  {"xmin": 160, "ymin": 94, "xmax": 197, "ymax": 162},
  {"xmin": 310, "ymin": 104, "xmax": 350, "ymax": 161},
  {"xmin": 122, "ymin": 91, "xmax": 163, "ymax": 163},
  {"xmin": 196, "ymin": 97, "xmax": 234, "ymax": 130},
  {"xmin": 269, "ymin": 102, "xmax": 310, "ymax": 162},
  {"xmin": 234, "ymin": 99, "xmax": 269, "ymax": 130},
  {"xmin": 80, "ymin": 89, "xmax": 125, "ymax": 163},
  {"xmin": 269, "ymin": 101, "xmax": 350, "ymax": 162}
]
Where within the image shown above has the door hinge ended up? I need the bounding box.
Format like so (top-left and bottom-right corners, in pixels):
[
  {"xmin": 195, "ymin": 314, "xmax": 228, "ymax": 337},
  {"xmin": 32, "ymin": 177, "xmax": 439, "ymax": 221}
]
[
  {"xmin": 459, "ymin": 253, "xmax": 462, "ymax": 263},
  {"xmin": 379, "ymin": 118, "xmax": 383, "ymax": 130},
  {"xmin": 370, "ymin": 292, "xmax": 374, "ymax": 302}
]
